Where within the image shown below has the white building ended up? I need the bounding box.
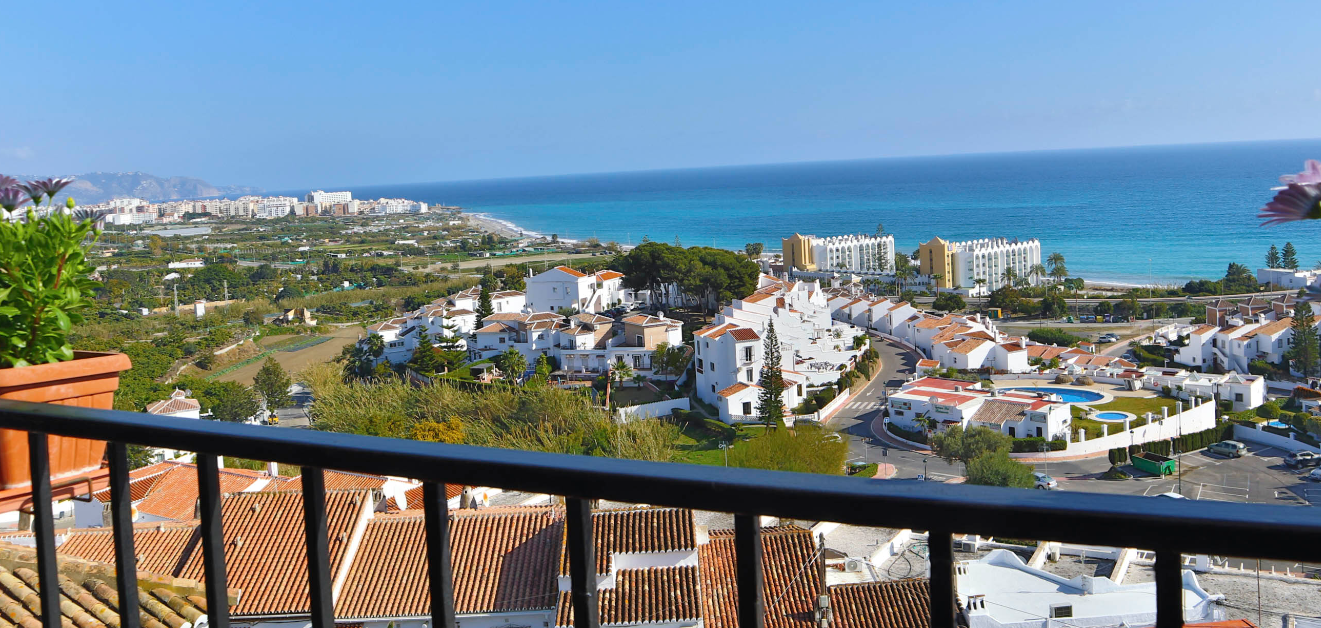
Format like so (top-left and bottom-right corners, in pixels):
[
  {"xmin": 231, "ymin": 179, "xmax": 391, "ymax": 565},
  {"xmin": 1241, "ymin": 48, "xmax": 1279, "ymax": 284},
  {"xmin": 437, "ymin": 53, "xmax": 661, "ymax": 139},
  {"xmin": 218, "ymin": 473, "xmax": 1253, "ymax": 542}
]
[
  {"xmin": 885, "ymin": 377, "xmax": 1072, "ymax": 441},
  {"xmin": 525, "ymin": 266, "xmax": 634, "ymax": 314},
  {"xmin": 1257, "ymin": 267, "xmax": 1321, "ymax": 289},
  {"xmin": 959, "ymin": 549, "xmax": 1222, "ymax": 628},
  {"xmin": 813, "ymin": 234, "xmax": 895, "ymax": 274},
  {"xmin": 144, "ymin": 390, "xmax": 202, "ymax": 463},
  {"xmin": 950, "ymin": 237, "xmax": 1043, "ymax": 290},
  {"xmin": 254, "ymin": 196, "xmax": 299, "ymax": 219},
  {"xmin": 167, "ymin": 258, "xmax": 205, "ymax": 269},
  {"xmin": 306, "ymin": 190, "xmax": 353, "ymax": 205},
  {"xmin": 373, "ymin": 198, "xmax": 429, "ymax": 214}
]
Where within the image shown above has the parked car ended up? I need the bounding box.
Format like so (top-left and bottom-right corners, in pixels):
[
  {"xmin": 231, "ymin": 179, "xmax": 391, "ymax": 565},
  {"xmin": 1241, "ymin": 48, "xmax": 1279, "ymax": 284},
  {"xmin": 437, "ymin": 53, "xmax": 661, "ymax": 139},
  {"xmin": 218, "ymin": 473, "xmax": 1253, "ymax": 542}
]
[
  {"xmin": 1285, "ymin": 450, "xmax": 1321, "ymax": 469},
  {"xmin": 1154, "ymin": 491, "xmax": 1187, "ymax": 499},
  {"xmin": 1207, "ymin": 440, "xmax": 1248, "ymax": 458},
  {"xmin": 1033, "ymin": 472, "xmax": 1058, "ymax": 490},
  {"xmin": 1309, "ymin": 468, "xmax": 1321, "ymax": 482}
]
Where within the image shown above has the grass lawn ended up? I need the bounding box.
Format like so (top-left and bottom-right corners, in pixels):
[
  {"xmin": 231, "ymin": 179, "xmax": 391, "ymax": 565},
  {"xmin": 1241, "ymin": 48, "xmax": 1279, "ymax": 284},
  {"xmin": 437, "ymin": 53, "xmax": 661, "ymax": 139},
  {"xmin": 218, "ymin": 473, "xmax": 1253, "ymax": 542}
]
[
  {"xmin": 1071, "ymin": 395, "xmax": 1182, "ymax": 440},
  {"xmin": 674, "ymin": 424, "xmax": 745, "ymax": 465},
  {"xmin": 610, "ymin": 387, "xmax": 667, "ymax": 406}
]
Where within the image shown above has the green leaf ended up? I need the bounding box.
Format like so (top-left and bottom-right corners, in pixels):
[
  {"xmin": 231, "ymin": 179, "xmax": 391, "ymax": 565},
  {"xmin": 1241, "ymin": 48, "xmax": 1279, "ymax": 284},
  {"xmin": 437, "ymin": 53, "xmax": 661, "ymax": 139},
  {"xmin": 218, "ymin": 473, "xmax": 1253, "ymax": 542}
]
[{"xmin": 0, "ymin": 306, "xmax": 17, "ymax": 316}]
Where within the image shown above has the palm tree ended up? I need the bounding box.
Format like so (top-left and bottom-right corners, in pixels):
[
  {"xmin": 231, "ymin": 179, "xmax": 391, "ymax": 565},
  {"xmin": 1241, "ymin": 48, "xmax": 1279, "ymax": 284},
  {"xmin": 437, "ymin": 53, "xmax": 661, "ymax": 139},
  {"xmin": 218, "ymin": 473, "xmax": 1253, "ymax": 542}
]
[
  {"xmin": 603, "ymin": 360, "xmax": 634, "ymax": 408},
  {"xmin": 1047, "ymin": 252, "xmax": 1066, "ymax": 276},
  {"xmin": 1028, "ymin": 263, "xmax": 1047, "ymax": 287},
  {"xmin": 1000, "ymin": 267, "xmax": 1018, "ymax": 289},
  {"xmin": 973, "ymin": 278, "xmax": 987, "ymax": 309},
  {"xmin": 930, "ymin": 274, "xmax": 942, "ymax": 296}
]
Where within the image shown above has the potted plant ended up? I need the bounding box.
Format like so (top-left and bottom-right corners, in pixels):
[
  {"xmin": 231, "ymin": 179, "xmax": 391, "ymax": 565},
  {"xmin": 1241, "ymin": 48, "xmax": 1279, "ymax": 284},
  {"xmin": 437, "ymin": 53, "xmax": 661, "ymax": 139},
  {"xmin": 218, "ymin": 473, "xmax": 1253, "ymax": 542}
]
[{"xmin": 0, "ymin": 177, "xmax": 131, "ymax": 490}]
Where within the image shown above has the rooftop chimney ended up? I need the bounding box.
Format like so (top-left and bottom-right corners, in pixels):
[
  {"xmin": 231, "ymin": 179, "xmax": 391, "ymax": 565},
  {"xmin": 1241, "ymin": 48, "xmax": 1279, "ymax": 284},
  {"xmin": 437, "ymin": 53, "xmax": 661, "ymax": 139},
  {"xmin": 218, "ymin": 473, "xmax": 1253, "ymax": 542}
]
[{"xmin": 267, "ymin": 461, "xmax": 279, "ymax": 477}]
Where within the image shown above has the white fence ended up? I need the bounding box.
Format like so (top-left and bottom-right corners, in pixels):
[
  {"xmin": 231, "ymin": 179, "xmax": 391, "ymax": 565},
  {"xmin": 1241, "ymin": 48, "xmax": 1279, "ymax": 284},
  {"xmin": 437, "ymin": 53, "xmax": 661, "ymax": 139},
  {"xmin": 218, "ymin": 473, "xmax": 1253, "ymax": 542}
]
[
  {"xmin": 1233, "ymin": 423, "xmax": 1320, "ymax": 454},
  {"xmin": 615, "ymin": 397, "xmax": 690, "ymax": 422},
  {"xmin": 1065, "ymin": 398, "xmax": 1217, "ymax": 456}
]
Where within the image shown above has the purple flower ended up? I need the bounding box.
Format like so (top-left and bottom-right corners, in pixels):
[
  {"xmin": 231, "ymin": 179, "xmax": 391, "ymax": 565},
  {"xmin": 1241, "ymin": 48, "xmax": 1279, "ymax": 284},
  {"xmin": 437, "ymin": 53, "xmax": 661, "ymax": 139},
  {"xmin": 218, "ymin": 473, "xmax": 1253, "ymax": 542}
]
[
  {"xmin": 0, "ymin": 175, "xmax": 16, "ymax": 189},
  {"xmin": 1259, "ymin": 183, "xmax": 1321, "ymax": 226},
  {"xmin": 0, "ymin": 187, "xmax": 29, "ymax": 212},
  {"xmin": 16, "ymin": 181, "xmax": 45, "ymax": 206},
  {"xmin": 31, "ymin": 176, "xmax": 74, "ymax": 200},
  {"xmin": 1280, "ymin": 160, "xmax": 1321, "ymax": 186}
]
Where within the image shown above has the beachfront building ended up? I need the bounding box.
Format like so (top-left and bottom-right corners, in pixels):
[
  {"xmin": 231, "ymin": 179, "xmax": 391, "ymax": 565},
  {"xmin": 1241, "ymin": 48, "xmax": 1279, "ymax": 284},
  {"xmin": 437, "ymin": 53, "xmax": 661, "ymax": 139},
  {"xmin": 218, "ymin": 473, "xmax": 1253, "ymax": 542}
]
[
  {"xmin": 1171, "ymin": 295, "xmax": 1305, "ymax": 373},
  {"xmin": 780, "ymin": 232, "xmax": 895, "ymax": 275},
  {"xmin": 959, "ymin": 549, "xmax": 1222, "ymax": 628},
  {"xmin": 1257, "ymin": 266, "xmax": 1321, "ymax": 290},
  {"xmin": 306, "ymin": 189, "xmax": 352, "ymax": 205},
  {"xmin": 694, "ymin": 274, "xmax": 866, "ymax": 423},
  {"xmin": 919, "ymin": 236, "xmax": 1042, "ymax": 292},
  {"xmin": 885, "ymin": 377, "xmax": 1072, "ymax": 440},
  {"xmin": 525, "ymin": 266, "xmax": 632, "ymax": 314},
  {"xmin": 372, "ymin": 198, "xmax": 429, "ymax": 214}
]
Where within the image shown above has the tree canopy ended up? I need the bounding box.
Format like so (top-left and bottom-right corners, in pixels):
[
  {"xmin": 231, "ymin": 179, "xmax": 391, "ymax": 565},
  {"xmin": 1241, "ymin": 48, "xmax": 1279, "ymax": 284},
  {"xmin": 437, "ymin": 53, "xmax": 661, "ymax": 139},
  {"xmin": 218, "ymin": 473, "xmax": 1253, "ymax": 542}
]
[
  {"xmin": 614, "ymin": 242, "xmax": 759, "ymax": 311},
  {"xmin": 253, "ymin": 358, "xmax": 292, "ymax": 409},
  {"xmin": 931, "ymin": 425, "xmax": 1011, "ymax": 465}
]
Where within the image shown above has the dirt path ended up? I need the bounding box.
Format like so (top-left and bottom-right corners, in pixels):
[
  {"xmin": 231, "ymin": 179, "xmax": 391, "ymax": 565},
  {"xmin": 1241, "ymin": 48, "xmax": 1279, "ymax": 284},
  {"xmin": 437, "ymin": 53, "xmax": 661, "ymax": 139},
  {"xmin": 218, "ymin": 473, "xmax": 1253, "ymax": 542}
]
[{"xmin": 219, "ymin": 325, "xmax": 364, "ymax": 386}]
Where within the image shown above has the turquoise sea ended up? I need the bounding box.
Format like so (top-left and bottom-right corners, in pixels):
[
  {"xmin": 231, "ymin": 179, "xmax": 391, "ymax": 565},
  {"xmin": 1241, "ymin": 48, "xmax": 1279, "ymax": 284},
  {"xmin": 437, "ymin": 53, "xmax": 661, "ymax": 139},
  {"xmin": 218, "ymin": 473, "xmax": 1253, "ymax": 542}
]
[{"xmin": 340, "ymin": 140, "xmax": 1321, "ymax": 286}]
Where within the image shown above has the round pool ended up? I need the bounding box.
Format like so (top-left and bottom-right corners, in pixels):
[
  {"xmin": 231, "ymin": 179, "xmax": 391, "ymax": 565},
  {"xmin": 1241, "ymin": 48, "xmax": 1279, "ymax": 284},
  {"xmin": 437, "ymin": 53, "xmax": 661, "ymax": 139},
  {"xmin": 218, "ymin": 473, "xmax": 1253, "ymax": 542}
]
[
  {"xmin": 1003, "ymin": 386, "xmax": 1105, "ymax": 404},
  {"xmin": 1094, "ymin": 411, "xmax": 1134, "ymax": 422}
]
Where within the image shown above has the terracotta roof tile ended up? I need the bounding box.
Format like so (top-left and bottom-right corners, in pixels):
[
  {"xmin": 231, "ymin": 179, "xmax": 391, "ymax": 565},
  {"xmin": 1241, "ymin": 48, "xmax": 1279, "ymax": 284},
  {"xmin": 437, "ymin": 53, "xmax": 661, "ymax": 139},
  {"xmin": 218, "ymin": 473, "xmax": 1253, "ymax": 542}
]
[
  {"xmin": 134, "ymin": 465, "xmax": 269, "ymax": 521},
  {"xmin": 57, "ymin": 522, "xmax": 201, "ymax": 577},
  {"xmin": 145, "ymin": 393, "xmax": 201, "ymax": 415},
  {"xmin": 177, "ymin": 490, "xmax": 369, "ymax": 617},
  {"xmin": 558, "ymin": 508, "xmax": 696, "ymax": 576},
  {"xmin": 556, "ymin": 566, "xmax": 702, "ymax": 627},
  {"xmin": 829, "ymin": 579, "xmax": 930, "ymax": 628},
  {"xmin": 728, "ymin": 328, "xmax": 761, "ymax": 342},
  {"xmin": 401, "ymin": 483, "xmax": 463, "ymax": 508},
  {"xmin": 699, "ymin": 526, "xmax": 819, "ymax": 628},
  {"xmin": 335, "ymin": 507, "xmax": 564, "ymax": 619},
  {"xmin": 970, "ymin": 399, "xmax": 1030, "ymax": 425},
  {"xmin": 594, "ymin": 270, "xmax": 624, "ymax": 281},
  {"xmin": 553, "ymin": 265, "xmax": 588, "ymax": 278},
  {"xmin": 278, "ymin": 470, "xmax": 387, "ymax": 492},
  {"xmin": 716, "ymin": 382, "xmax": 759, "ymax": 398}
]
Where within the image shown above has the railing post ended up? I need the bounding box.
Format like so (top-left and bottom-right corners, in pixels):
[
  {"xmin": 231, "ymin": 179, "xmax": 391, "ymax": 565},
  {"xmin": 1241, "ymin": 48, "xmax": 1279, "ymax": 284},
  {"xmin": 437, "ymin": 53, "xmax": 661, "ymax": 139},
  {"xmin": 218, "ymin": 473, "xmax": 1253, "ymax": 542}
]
[
  {"xmin": 108, "ymin": 442, "xmax": 141, "ymax": 628},
  {"xmin": 927, "ymin": 527, "xmax": 957, "ymax": 628},
  {"xmin": 734, "ymin": 514, "xmax": 764, "ymax": 628},
  {"xmin": 300, "ymin": 467, "xmax": 334, "ymax": 628},
  {"xmin": 423, "ymin": 482, "xmax": 456, "ymax": 628},
  {"xmin": 1155, "ymin": 549, "xmax": 1184, "ymax": 628},
  {"xmin": 197, "ymin": 455, "xmax": 231, "ymax": 628},
  {"xmin": 566, "ymin": 497, "xmax": 599, "ymax": 628},
  {"xmin": 27, "ymin": 432, "xmax": 61, "ymax": 628}
]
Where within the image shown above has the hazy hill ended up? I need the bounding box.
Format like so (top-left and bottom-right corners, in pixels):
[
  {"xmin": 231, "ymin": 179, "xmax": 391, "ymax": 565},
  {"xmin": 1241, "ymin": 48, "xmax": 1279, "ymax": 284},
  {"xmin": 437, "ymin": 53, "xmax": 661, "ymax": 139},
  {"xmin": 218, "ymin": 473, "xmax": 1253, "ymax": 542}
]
[{"xmin": 8, "ymin": 172, "xmax": 262, "ymax": 205}]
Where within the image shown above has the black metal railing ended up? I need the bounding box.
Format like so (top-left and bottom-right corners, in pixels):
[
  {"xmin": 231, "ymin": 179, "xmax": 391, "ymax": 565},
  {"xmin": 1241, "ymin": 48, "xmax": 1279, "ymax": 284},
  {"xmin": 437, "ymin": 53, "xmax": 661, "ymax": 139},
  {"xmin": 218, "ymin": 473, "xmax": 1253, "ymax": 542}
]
[{"xmin": 3, "ymin": 397, "xmax": 1321, "ymax": 628}]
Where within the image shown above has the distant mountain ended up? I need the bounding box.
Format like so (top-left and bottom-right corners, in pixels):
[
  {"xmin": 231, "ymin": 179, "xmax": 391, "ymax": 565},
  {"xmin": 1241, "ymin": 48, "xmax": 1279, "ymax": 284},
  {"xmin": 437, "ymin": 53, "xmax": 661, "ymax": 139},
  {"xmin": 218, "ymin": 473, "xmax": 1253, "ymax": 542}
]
[{"xmin": 8, "ymin": 172, "xmax": 263, "ymax": 205}]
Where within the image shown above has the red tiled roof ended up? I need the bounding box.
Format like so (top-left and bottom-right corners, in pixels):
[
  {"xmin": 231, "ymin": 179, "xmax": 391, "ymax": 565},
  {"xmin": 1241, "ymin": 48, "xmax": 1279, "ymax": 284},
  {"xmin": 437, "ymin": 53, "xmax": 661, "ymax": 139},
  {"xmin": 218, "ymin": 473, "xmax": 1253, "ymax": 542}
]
[
  {"xmin": 554, "ymin": 265, "xmax": 588, "ymax": 278},
  {"xmin": 829, "ymin": 579, "xmax": 930, "ymax": 628},
  {"xmin": 335, "ymin": 507, "xmax": 564, "ymax": 619},
  {"xmin": 594, "ymin": 270, "xmax": 624, "ymax": 281},
  {"xmin": 558, "ymin": 508, "xmax": 696, "ymax": 576},
  {"xmin": 177, "ymin": 490, "xmax": 369, "ymax": 617},
  {"xmin": 728, "ymin": 328, "xmax": 761, "ymax": 342},
  {"xmin": 57, "ymin": 522, "xmax": 201, "ymax": 577},
  {"xmin": 401, "ymin": 483, "xmax": 464, "ymax": 508},
  {"xmin": 146, "ymin": 393, "xmax": 201, "ymax": 415},
  {"xmin": 556, "ymin": 566, "xmax": 702, "ymax": 627},
  {"xmin": 716, "ymin": 382, "xmax": 759, "ymax": 398},
  {"xmin": 278, "ymin": 470, "xmax": 387, "ymax": 492},
  {"xmin": 134, "ymin": 465, "xmax": 269, "ymax": 521},
  {"xmin": 699, "ymin": 526, "xmax": 820, "ymax": 628}
]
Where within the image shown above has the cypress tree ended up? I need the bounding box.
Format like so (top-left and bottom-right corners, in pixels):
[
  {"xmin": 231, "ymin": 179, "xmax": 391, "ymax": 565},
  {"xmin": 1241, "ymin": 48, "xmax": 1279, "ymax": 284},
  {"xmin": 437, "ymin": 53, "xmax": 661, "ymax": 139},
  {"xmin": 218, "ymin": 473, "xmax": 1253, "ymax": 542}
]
[
  {"xmin": 1267, "ymin": 244, "xmax": 1281, "ymax": 269},
  {"xmin": 757, "ymin": 321, "xmax": 786, "ymax": 429},
  {"xmin": 1289, "ymin": 302, "xmax": 1319, "ymax": 378},
  {"xmin": 477, "ymin": 283, "xmax": 494, "ymax": 322},
  {"xmin": 1283, "ymin": 242, "xmax": 1299, "ymax": 270}
]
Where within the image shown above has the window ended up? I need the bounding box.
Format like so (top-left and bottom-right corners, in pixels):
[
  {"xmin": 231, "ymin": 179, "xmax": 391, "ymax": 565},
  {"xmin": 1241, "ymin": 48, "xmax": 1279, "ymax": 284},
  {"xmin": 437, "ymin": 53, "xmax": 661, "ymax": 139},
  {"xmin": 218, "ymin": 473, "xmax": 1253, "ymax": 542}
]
[
  {"xmin": 633, "ymin": 355, "xmax": 642, "ymax": 368},
  {"xmin": 797, "ymin": 384, "xmax": 803, "ymax": 396},
  {"xmin": 552, "ymin": 287, "xmax": 558, "ymax": 293},
  {"xmin": 712, "ymin": 385, "xmax": 717, "ymax": 393},
  {"xmin": 636, "ymin": 334, "xmax": 644, "ymax": 346},
  {"xmin": 695, "ymin": 343, "xmax": 701, "ymax": 355},
  {"xmin": 697, "ymin": 358, "xmax": 704, "ymax": 371},
  {"xmin": 743, "ymin": 401, "xmax": 752, "ymax": 415},
  {"xmin": 744, "ymin": 346, "xmax": 754, "ymax": 362},
  {"xmin": 746, "ymin": 369, "xmax": 753, "ymax": 382},
  {"xmin": 1235, "ymin": 393, "xmax": 1243, "ymax": 402},
  {"xmin": 498, "ymin": 337, "xmax": 506, "ymax": 343},
  {"xmin": 1049, "ymin": 605, "xmax": 1072, "ymax": 619}
]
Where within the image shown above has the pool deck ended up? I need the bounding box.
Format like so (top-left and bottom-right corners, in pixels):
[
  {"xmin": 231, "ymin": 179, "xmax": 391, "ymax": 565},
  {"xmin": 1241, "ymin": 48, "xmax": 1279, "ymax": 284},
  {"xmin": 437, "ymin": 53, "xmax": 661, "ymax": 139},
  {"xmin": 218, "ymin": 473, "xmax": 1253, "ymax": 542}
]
[{"xmin": 992, "ymin": 380, "xmax": 1169, "ymax": 406}]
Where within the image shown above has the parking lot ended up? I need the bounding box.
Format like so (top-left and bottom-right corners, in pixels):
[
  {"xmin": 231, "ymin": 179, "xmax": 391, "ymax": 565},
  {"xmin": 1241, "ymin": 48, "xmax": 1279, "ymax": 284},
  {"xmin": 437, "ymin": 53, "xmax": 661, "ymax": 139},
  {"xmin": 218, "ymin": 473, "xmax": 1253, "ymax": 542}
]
[{"xmin": 1041, "ymin": 441, "xmax": 1319, "ymax": 506}]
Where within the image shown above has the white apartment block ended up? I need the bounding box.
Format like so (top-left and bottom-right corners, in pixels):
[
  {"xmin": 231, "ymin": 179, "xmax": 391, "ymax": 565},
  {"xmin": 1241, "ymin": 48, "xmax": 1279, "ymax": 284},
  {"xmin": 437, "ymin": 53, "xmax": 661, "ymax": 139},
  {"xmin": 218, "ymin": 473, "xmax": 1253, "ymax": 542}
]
[
  {"xmin": 887, "ymin": 377, "xmax": 1073, "ymax": 440},
  {"xmin": 306, "ymin": 190, "xmax": 353, "ymax": 205},
  {"xmin": 1173, "ymin": 295, "xmax": 1308, "ymax": 373},
  {"xmin": 107, "ymin": 198, "xmax": 147, "ymax": 210},
  {"xmin": 693, "ymin": 274, "xmax": 867, "ymax": 423},
  {"xmin": 1256, "ymin": 267, "xmax": 1321, "ymax": 290},
  {"xmin": 813, "ymin": 234, "xmax": 895, "ymax": 274},
  {"xmin": 254, "ymin": 196, "xmax": 299, "ymax": 219},
  {"xmin": 373, "ymin": 198, "xmax": 429, "ymax": 214},
  {"xmin": 950, "ymin": 237, "xmax": 1042, "ymax": 290},
  {"xmin": 525, "ymin": 266, "xmax": 638, "ymax": 314}
]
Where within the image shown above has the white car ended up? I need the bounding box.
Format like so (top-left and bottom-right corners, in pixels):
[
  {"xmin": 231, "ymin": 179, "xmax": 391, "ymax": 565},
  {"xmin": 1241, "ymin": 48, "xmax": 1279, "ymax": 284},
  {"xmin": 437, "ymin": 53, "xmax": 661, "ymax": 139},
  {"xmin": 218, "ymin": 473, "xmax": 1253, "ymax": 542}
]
[{"xmin": 1308, "ymin": 468, "xmax": 1321, "ymax": 482}]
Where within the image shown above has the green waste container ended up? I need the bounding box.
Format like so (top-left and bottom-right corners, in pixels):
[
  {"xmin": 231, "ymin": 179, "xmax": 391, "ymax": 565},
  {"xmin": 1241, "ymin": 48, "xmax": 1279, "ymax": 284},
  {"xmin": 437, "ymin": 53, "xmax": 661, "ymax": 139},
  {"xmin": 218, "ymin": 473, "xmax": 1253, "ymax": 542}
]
[{"xmin": 1132, "ymin": 451, "xmax": 1176, "ymax": 476}]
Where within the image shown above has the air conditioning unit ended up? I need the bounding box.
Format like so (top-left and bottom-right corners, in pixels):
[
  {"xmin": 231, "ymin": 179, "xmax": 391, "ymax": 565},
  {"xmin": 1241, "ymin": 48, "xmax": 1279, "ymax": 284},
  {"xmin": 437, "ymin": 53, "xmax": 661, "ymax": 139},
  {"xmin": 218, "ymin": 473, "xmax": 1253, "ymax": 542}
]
[{"xmin": 843, "ymin": 558, "xmax": 865, "ymax": 573}]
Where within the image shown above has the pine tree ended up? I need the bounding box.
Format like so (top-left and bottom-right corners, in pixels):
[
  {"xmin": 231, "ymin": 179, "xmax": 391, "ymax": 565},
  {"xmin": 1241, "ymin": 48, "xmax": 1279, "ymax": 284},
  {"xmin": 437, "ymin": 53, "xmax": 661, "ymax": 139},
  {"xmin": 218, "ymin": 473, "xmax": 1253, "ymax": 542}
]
[
  {"xmin": 1283, "ymin": 242, "xmax": 1299, "ymax": 270},
  {"xmin": 1289, "ymin": 302, "xmax": 1319, "ymax": 378},
  {"xmin": 477, "ymin": 283, "xmax": 493, "ymax": 321},
  {"xmin": 756, "ymin": 321, "xmax": 786, "ymax": 429},
  {"xmin": 1267, "ymin": 244, "xmax": 1281, "ymax": 269}
]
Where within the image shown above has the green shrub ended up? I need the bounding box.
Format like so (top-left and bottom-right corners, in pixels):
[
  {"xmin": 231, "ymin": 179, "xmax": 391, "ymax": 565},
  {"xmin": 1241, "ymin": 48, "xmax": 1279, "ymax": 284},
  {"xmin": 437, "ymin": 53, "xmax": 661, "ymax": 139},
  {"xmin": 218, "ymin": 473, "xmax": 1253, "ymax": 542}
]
[
  {"xmin": 887, "ymin": 423, "xmax": 927, "ymax": 444},
  {"xmin": 1257, "ymin": 400, "xmax": 1282, "ymax": 419},
  {"xmin": 1027, "ymin": 328, "xmax": 1083, "ymax": 347},
  {"xmin": 1011, "ymin": 437, "xmax": 1067, "ymax": 453},
  {"xmin": 1108, "ymin": 447, "xmax": 1129, "ymax": 465}
]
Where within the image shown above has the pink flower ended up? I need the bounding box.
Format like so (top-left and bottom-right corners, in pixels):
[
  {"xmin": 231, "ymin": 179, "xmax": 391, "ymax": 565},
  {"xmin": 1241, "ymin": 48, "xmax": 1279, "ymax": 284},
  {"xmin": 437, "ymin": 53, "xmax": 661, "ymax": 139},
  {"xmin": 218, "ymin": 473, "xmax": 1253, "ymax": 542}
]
[
  {"xmin": 1259, "ymin": 183, "xmax": 1321, "ymax": 226},
  {"xmin": 1280, "ymin": 160, "xmax": 1321, "ymax": 186},
  {"xmin": 0, "ymin": 187, "xmax": 29, "ymax": 212}
]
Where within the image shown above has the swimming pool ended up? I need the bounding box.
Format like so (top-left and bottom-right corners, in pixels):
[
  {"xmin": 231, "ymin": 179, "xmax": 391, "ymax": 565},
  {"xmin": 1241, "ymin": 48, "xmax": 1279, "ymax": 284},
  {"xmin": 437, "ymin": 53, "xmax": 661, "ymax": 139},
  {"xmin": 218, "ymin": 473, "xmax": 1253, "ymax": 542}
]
[
  {"xmin": 1267, "ymin": 420, "xmax": 1290, "ymax": 429},
  {"xmin": 1095, "ymin": 411, "xmax": 1134, "ymax": 422},
  {"xmin": 1003, "ymin": 386, "xmax": 1105, "ymax": 404}
]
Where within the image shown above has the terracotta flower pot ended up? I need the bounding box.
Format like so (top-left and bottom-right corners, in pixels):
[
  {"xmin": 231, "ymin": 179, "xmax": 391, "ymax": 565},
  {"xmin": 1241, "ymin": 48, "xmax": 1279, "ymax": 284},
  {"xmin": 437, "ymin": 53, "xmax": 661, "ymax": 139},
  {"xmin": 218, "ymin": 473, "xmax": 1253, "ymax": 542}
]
[{"xmin": 0, "ymin": 351, "xmax": 132, "ymax": 490}]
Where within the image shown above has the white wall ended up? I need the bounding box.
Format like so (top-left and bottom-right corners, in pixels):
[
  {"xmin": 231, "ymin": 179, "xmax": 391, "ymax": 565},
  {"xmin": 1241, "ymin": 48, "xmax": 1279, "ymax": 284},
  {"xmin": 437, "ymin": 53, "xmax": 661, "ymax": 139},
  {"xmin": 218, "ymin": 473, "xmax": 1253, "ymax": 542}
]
[
  {"xmin": 1233, "ymin": 423, "xmax": 1320, "ymax": 453},
  {"xmin": 615, "ymin": 397, "xmax": 690, "ymax": 422},
  {"xmin": 1066, "ymin": 400, "xmax": 1216, "ymax": 455}
]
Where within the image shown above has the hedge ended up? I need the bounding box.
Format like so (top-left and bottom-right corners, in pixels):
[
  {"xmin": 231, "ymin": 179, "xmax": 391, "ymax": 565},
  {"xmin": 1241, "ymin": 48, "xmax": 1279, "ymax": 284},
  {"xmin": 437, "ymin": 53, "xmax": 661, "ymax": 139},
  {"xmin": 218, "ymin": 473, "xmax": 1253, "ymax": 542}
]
[
  {"xmin": 887, "ymin": 423, "xmax": 928, "ymax": 444},
  {"xmin": 1108, "ymin": 447, "xmax": 1129, "ymax": 465},
  {"xmin": 1011, "ymin": 437, "xmax": 1067, "ymax": 453},
  {"xmin": 1114, "ymin": 421, "xmax": 1234, "ymax": 461}
]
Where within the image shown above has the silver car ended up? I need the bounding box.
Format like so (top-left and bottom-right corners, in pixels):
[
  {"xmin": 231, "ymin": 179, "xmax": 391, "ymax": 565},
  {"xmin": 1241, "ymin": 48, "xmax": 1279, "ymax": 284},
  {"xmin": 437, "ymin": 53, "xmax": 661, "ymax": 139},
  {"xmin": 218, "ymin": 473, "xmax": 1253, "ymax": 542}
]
[{"xmin": 1034, "ymin": 472, "xmax": 1059, "ymax": 490}]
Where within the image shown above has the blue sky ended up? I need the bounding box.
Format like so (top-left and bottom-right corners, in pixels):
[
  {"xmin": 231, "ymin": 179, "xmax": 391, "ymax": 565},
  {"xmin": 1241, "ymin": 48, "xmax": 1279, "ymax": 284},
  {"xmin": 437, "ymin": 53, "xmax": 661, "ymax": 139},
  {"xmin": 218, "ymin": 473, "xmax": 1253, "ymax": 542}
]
[{"xmin": 4, "ymin": 1, "xmax": 1319, "ymax": 189}]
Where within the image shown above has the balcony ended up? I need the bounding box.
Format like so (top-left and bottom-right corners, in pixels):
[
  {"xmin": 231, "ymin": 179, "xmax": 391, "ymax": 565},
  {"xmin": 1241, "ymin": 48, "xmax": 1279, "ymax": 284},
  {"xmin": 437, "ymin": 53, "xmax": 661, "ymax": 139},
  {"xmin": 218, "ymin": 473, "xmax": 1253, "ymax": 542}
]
[{"xmin": 1, "ymin": 398, "xmax": 1319, "ymax": 628}]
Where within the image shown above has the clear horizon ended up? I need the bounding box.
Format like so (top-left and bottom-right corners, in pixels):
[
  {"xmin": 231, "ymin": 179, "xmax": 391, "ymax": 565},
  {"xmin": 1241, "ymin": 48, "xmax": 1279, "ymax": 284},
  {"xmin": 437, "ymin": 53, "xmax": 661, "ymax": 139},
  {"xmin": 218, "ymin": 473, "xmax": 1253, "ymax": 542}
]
[{"xmin": 5, "ymin": 2, "xmax": 1320, "ymax": 189}]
